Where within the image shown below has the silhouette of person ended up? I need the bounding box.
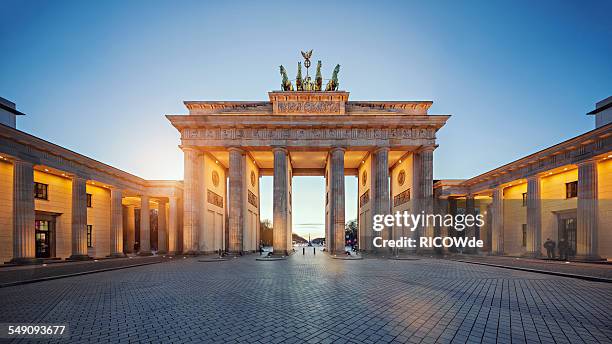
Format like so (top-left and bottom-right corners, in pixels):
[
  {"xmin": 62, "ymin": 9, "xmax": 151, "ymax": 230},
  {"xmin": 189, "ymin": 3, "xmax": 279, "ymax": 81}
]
[{"xmin": 543, "ymin": 238, "xmax": 556, "ymax": 259}]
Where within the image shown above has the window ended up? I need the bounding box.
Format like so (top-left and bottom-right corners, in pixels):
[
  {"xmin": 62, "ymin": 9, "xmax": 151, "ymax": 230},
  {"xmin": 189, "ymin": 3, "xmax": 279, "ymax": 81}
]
[
  {"xmin": 34, "ymin": 182, "xmax": 48, "ymax": 200},
  {"xmin": 87, "ymin": 225, "xmax": 93, "ymax": 248},
  {"xmin": 522, "ymin": 192, "xmax": 527, "ymax": 207},
  {"xmin": 522, "ymin": 224, "xmax": 527, "ymax": 247},
  {"xmin": 86, "ymin": 193, "xmax": 92, "ymax": 207},
  {"xmin": 565, "ymin": 181, "xmax": 577, "ymax": 199}
]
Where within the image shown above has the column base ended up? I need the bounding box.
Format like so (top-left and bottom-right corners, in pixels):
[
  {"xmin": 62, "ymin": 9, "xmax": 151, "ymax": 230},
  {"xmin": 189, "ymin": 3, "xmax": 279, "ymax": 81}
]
[
  {"xmin": 10, "ymin": 257, "xmax": 43, "ymax": 265},
  {"xmin": 182, "ymin": 251, "xmax": 200, "ymax": 256},
  {"xmin": 110, "ymin": 253, "xmax": 127, "ymax": 258},
  {"xmin": 68, "ymin": 254, "xmax": 92, "ymax": 261},
  {"xmin": 157, "ymin": 250, "xmax": 168, "ymax": 255},
  {"xmin": 137, "ymin": 251, "xmax": 152, "ymax": 256}
]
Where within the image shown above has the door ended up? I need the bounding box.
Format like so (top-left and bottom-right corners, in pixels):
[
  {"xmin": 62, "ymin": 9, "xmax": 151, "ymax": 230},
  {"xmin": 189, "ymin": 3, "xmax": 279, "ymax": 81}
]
[
  {"xmin": 35, "ymin": 219, "xmax": 52, "ymax": 258},
  {"xmin": 558, "ymin": 217, "xmax": 577, "ymax": 257}
]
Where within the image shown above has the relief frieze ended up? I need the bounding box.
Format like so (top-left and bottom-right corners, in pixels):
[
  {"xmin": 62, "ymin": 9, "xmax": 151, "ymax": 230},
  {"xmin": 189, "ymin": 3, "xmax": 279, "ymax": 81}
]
[
  {"xmin": 277, "ymin": 101, "xmax": 341, "ymax": 114},
  {"xmin": 182, "ymin": 127, "xmax": 436, "ymax": 141}
]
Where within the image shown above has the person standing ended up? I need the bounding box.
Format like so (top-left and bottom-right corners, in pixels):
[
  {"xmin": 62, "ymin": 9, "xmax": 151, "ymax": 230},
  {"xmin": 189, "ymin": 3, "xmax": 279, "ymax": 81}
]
[{"xmin": 543, "ymin": 238, "xmax": 556, "ymax": 259}]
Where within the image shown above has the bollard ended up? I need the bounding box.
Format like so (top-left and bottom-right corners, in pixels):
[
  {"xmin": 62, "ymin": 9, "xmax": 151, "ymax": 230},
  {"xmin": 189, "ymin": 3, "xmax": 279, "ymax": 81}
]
[
  {"xmin": 313, "ymin": 247, "xmax": 316, "ymax": 255},
  {"xmin": 303, "ymin": 247, "xmax": 305, "ymax": 255}
]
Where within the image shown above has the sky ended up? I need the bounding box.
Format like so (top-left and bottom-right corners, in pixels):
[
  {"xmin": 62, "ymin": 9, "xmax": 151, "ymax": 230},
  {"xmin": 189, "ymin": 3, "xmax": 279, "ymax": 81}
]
[{"xmin": 1, "ymin": 0, "xmax": 611, "ymax": 238}]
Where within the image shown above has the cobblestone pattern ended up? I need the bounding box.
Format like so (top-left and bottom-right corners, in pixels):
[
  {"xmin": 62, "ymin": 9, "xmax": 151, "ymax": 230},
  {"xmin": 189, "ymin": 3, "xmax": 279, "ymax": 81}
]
[
  {"xmin": 0, "ymin": 251, "xmax": 610, "ymax": 344},
  {"xmin": 447, "ymin": 256, "xmax": 612, "ymax": 279}
]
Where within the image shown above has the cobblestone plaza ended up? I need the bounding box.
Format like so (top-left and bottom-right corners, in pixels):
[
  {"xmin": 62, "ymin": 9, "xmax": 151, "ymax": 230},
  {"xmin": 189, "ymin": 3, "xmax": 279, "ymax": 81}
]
[{"xmin": 1, "ymin": 255, "xmax": 610, "ymax": 343}]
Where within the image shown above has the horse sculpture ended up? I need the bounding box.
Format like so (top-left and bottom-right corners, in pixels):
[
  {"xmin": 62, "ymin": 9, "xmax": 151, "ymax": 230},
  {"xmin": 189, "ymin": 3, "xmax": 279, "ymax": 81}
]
[
  {"xmin": 296, "ymin": 62, "xmax": 303, "ymax": 91},
  {"xmin": 279, "ymin": 65, "xmax": 294, "ymax": 91},
  {"xmin": 315, "ymin": 61, "xmax": 323, "ymax": 91},
  {"xmin": 325, "ymin": 64, "xmax": 340, "ymax": 91}
]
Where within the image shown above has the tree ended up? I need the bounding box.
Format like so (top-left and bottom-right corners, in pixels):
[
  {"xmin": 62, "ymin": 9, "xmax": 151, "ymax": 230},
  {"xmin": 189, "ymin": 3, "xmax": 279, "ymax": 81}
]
[{"xmin": 260, "ymin": 219, "xmax": 273, "ymax": 246}]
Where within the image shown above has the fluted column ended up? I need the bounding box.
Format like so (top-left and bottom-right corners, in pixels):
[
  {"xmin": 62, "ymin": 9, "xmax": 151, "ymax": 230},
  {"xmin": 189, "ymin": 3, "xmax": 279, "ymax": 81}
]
[
  {"xmin": 139, "ymin": 195, "xmax": 151, "ymax": 255},
  {"xmin": 182, "ymin": 147, "xmax": 202, "ymax": 254},
  {"xmin": 372, "ymin": 147, "xmax": 390, "ymax": 252},
  {"xmin": 418, "ymin": 147, "xmax": 435, "ymax": 249},
  {"xmin": 273, "ymin": 147, "xmax": 290, "ymax": 255},
  {"xmin": 110, "ymin": 188, "xmax": 124, "ymax": 257},
  {"xmin": 576, "ymin": 160, "xmax": 599, "ymax": 260},
  {"xmin": 491, "ymin": 187, "xmax": 504, "ymax": 255},
  {"xmin": 526, "ymin": 175, "xmax": 542, "ymax": 257},
  {"xmin": 168, "ymin": 196, "xmax": 179, "ymax": 254},
  {"xmin": 228, "ymin": 147, "xmax": 245, "ymax": 254},
  {"xmin": 70, "ymin": 176, "xmax": 90, "ymax": 260},
  {"xmin": 124, "ymin": 205, "xmax": 135, "ymax": 253},
  {"xmin": 329, "ymin": 147, "xmax": 346, "ymax": 254},
  {"xmin": 157, "ymin": 199, "xmax": 167, "ymax": 254},
  {"xmin": 11, "ymin": 159, "xmax": 36, "ymax": 263},
  {"xmin": 465, "ymin": 195, "xmax": 476, "ymax": 254}
]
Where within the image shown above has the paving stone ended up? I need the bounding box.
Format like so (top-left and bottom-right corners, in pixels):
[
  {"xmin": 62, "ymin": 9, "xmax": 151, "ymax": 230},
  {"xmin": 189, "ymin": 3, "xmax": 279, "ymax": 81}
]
[{"xmin": 0, "ymin": 254, "xmax": 610, "ymax": 343}]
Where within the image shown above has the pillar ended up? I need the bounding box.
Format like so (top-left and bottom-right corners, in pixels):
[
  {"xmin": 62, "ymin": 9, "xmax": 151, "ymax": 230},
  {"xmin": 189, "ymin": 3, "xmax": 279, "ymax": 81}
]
[
  {"xmin": 576, "ymin": 160, "xmax": 600, "ymax": 260},
  {"xmin": 11, "ymin": 159, "xmax": 36, "ymax": 263},
  {"xmin": 329, "ymin": 147, "xmax": 346, "ymax": 254},
  {"xmin": 418, "ymin": 146, "xmax": 435, "ymax": 249},
  {"xmin": 465, "ymin": 195, "xmax": 476, "ymax": 254},
  {"xmin": 168, "ymin": 196, "xmax": 179, "ymax": 254},
  {"xmin": 273, "ymin": 147, "xmax": 290, "ymax": 255},
  {"xmin": 372, "ymin": 147, "xmax": 390, "ymax": 251},
  {"xmin": 138, "ymin": 195, "xmax": 151, "ymax": 255},
  {"xmin": 70, "ymin": 176, "xmax": 89, "ymax": 260},
  {"xmin": 110, "ymin": 188, "xmax": 124, "ymax": 257},
  {"xmin": 228, "ymin": 147, "xmax": 245, "ymax": 254},
  {"xmin": 157, "ymin": 199, "xmax": 167, "ymax": 254},
  {"xmin": 526, "ymin": 175, "xmax": 542, "ymax": 257},
  {"xmin": 124, "ymin": 205, "xmax": 135, "ymax": 253},
  {"xmin": 182, "ymin": 147, "xmax": 202, "ymax": 254},
  {"xmin": 491, "ymin": 187, "xmax": 504, "ymax": 255}
]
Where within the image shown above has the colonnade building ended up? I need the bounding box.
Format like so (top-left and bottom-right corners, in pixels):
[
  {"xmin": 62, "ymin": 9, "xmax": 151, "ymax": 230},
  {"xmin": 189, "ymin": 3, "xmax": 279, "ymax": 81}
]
[{"xmin": 435, "ymin": 96, "xmax": 612, "ymax": 260}]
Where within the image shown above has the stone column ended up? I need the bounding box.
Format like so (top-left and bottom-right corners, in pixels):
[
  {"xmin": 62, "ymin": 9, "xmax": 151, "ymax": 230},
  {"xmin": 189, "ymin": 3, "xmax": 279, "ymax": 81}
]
[
  {"xmin": 182, "ymin": 147, "xmax": 202, "ymax": 254},
  {"xmin": 576, "ymin": 160, "xmax": 599, "ymax": 260},
  {"xmin": 11, "ymin": 159, "xmax": 36, "ymax": 263},
  {"xmin": 110, "ymin": 188, "xmax": 124, "ymax": 257},
  {"xmin": 372, "ymin": 147, "xmax": 390, "ymax": 250},
  {"xmin": 526, "ymin": 175, "xmax": 542, "ymax": 257},
  {"xmin": 139, "ymin": 195, "xmax": 151, "ymax": 255},
  {"xmin": 168, "ymin": 196, "xmax": 179, "ymax": 254},
  {"xmin": 465, "ymin": 195, "xmax": 476, "ymax": 254},
  {"xmin": 491, "ymin": 187, "xmax": 504, "ymax": 255},
  {"xmin": 228, "ymin": 147, "xmax": 245, "ymax": 254},
  {"xmin": 418, "ymin": 147, "xmax": 435, "ymax": 248},
  {"xmin": 273, "ymin": 147, "xmax": 290, "ymax": 255},
  {"xmin": 124, "ymin": 205, "xmax": 135, "ymax": 253},
  {"xmin": 70, "ymin": 176, "xmax": 89, "ymax": 260},
  {"xmin": 329, "ymin": 147, "xmax": 346, "ymax": 254},
  {"xmin": 157, "ymin": 199, "xmax": 167, "ymax": 254}
]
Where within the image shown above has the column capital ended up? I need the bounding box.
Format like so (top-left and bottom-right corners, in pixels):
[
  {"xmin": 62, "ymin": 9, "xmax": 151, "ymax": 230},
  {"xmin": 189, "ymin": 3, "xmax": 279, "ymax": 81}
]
[
  {"xmin": 576, "ymin": 158, "xmax": 598, "ymax": 167},
  {"xmin": 372, "ymin": 146, "xmax": 390, "ymax": 154},
  {"xmin": 181, "ymin": 146, "xmax": 201, "ymax": 153},
  {"xmin": 416, "ymin": 145, "xmax": 437, "ymax": 154},
  {"xmin": 228, "ymin": 146, "xmax": 246, "ymax": 154},
  {"xmin": 271, "ymin": 146, "xmax": 288, "ymax": 154},
  {"xmin": 330, "ymin": 146, "xmax": 346, "ymax": 153},
  {"xmin": 527, "ymin": 174, "xmax": 542, "ymax": 181}
]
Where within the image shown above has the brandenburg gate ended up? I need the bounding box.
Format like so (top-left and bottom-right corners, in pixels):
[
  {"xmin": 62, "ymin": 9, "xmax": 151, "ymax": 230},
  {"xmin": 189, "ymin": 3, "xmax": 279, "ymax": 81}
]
[{"xmin": 167, "ymin": 53, "xmax": 449, "ymax": 255}]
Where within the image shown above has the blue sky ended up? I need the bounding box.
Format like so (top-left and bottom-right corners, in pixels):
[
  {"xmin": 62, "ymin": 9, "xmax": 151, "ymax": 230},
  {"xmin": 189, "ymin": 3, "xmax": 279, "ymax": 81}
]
[{"xmin": 1, "ymin": 0, "xmax": 610, "ymax": 238}]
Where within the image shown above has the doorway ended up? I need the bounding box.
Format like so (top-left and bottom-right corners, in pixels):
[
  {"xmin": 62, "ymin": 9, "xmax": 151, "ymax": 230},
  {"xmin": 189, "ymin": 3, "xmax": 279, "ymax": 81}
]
[
  {"xmin": 35, "ymin": 212, "xmax": 57, "ymax": 259},
  {"xmin": 558, "ymin": 215, "xmax": 577, "ymax": 257}
]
